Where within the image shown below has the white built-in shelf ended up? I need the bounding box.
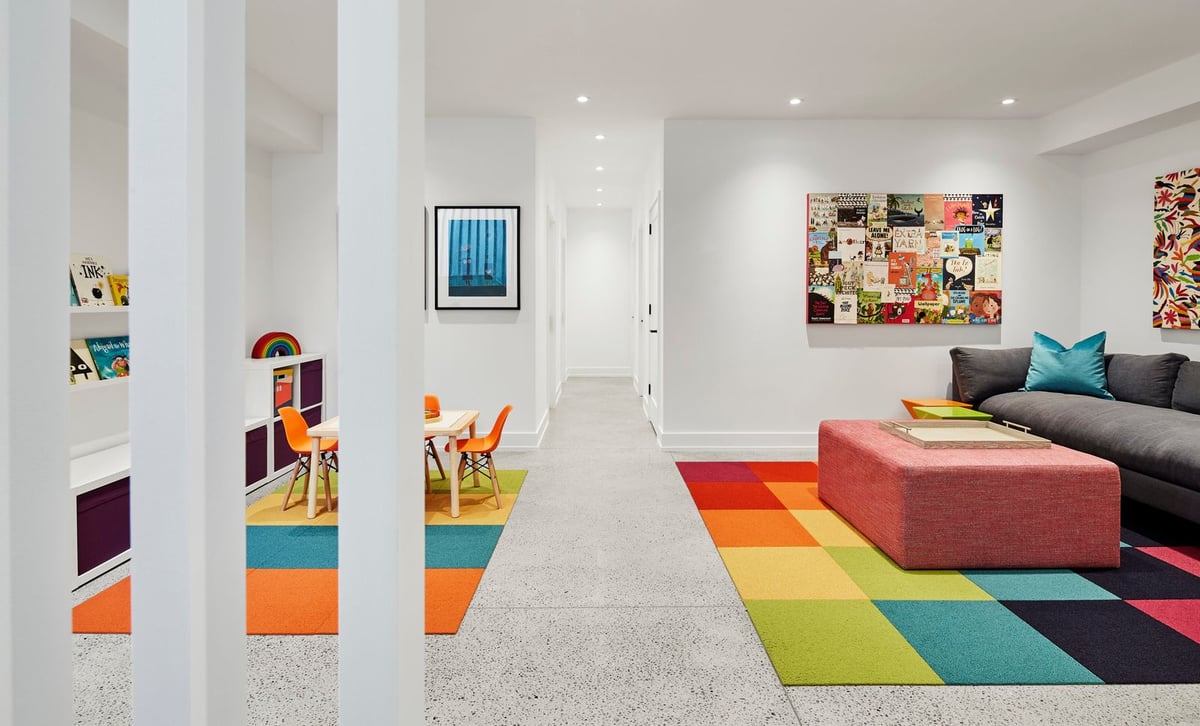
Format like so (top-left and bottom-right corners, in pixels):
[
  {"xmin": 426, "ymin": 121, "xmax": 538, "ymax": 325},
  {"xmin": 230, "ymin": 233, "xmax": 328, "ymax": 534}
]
[
  {"xmin": 70, "ymin": 443, "xmax": 130, "ymax": 495},
  {"xmin": 69, "ymin": 377, "xmax": 130, "ymax": 392},
  {"xmin": 243, "ymin": 353, "xmax": 323, "ymax": 369},
  {"xmin": 245, "ymin": 416, "xmax": 269, "ymax": 431},
  {"xmin": 70, "ymin": 306, "xmax": 130, "ymax": 314}
]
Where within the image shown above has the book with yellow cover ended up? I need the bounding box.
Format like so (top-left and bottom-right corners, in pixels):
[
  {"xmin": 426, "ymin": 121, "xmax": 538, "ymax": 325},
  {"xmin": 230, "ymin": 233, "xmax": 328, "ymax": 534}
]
[{"xmin": 108, "ymin": 274, "xmax": 129, "ymax": 306}]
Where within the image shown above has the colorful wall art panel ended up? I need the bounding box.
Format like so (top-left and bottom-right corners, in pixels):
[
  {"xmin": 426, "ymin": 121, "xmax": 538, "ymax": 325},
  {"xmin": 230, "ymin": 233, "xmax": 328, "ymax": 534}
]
[
  {"xmin": 1153, "ymin": 168, "xmax": 1200, "ymax": 329},
  {"xmin": 807, "ymin": 193, "xmax": 1003, "ymax": 326}
]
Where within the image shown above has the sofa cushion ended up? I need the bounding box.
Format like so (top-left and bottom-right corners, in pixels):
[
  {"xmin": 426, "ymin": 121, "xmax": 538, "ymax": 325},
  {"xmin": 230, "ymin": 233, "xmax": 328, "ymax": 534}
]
[
  {"xmin": 1105, "ymin": 353, "xmax": 1189, "ymax": 408},
  {"xmin": 949, "ymin": 346, "xmax": 1031, "ymax": 406},
  {"xmin": 979, "ymin": 391, "xmax": 1200, "ymax": 493},
  {"xmin": 1174, "ymin": 361, "xmax": 1200, "ymax": 415},
  {"xmin": 1022, "ymin": 331, "xmax": 1113, "ymax": 400}
]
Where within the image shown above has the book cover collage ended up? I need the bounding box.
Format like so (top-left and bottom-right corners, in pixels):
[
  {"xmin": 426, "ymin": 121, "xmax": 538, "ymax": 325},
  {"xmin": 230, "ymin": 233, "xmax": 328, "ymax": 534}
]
[
  {"xmin": 807, "ymin": 193, "xmax": 1003, "ymax": 325},
  {"xmin": 69, "ymin": 254, "xmax": 130, "ymax": 385}
]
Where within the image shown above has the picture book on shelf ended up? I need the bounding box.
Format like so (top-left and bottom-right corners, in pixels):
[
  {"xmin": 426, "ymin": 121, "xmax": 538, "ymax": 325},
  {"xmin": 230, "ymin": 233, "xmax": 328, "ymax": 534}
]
[
  {"xmin": 70, "ymin": 255, "xmax": 114, "ymax": 306},
  {"xmin": 86, "ymin": 336, "xmax": 130, "ymax": 379},
  {"xmin": 274, "ymin": 367, "xmax": 294, "ymax": 414},
  {"xmin": 70, "ymin": 339, "xmax": 100, "ymax": 384},
  {"xmin": 108, "ymin": 275, "xmax": 129, "ymax": 306},
  {"xmin": 70, "ymin": 274, "xmax": 80, "ymax": 306}
]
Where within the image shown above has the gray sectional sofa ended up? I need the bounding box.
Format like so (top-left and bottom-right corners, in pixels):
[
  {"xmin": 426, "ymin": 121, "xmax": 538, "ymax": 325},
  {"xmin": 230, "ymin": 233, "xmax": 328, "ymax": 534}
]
[{"xmin": 949, "ymin": 347, "xmax": 1200, "ymax": 524}]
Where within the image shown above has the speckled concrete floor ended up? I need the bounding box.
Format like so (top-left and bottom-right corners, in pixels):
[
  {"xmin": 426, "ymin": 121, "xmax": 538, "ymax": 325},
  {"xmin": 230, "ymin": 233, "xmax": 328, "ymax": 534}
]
[{"xmin": 73, "ymin": 378, "xmax": 1200, "ymax": 724}]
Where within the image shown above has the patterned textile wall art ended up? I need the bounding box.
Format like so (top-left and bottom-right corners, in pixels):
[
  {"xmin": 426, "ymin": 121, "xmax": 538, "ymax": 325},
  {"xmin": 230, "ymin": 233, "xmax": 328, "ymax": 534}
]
[
  {"xmin": 1153, "ymin": 169, "xmax": 1200, "ymax": 329},
  {"xmin": 807, "ymin": 193, "xmax": 1003, "ymax": 325}
]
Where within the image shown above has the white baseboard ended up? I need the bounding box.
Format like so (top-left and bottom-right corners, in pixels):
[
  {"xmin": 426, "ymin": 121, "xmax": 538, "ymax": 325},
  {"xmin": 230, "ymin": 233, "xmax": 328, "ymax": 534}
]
[
  {"xmin": 567, "ymin": 367, "xmax": 632, "ymax": 378},
  {"xmin": 658, "ymin": 430, "xmax": 819, "ymax": 454},
  {"xmin": 499, "ymin": 408, "xmax": 548, "ymax": 450},
  {"xmin": 553, "ymin": 382, "xmax": 563, "ymax": 407}
]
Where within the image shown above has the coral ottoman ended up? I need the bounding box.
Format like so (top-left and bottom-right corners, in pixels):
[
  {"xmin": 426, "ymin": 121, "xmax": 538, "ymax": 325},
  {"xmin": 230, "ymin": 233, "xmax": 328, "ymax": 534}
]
[{"xmin": 817, "ymin": 420, "xmax": 1121, "ymax": 569}]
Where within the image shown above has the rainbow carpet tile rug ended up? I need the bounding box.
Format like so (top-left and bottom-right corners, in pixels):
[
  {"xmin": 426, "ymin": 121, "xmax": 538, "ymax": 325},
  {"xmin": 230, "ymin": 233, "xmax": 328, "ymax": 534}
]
[
  {"xmin": 74, "ymin": 469, "xmax": 524, "ymax": 636},
  {"xmin": 677, "ymin": 461, "xmax": 1200, "ymax": 685}
]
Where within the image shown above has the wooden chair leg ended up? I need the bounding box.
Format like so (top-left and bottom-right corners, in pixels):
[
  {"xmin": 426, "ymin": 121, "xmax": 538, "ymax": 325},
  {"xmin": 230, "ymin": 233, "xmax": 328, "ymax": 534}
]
[
  {"xmin": 486, "ymin": 454, "xmax": 501, "ymax": 509},
  {"xmin": 458, "ymin": 453, "xmax": 467, "ymax": 487},
  {"xmin": 424, "ymin": 450, "xmax": 432, "ymax": 493},
  {"xmin": 281, "ymin": 458, "xmax": 304, "ymax": 511}
]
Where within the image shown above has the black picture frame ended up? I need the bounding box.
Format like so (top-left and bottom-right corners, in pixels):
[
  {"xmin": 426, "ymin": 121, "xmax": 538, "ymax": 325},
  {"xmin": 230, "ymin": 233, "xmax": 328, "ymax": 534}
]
[{"xmin": 433, "ymin": 205, "xmax": 521, "ymax": 310}]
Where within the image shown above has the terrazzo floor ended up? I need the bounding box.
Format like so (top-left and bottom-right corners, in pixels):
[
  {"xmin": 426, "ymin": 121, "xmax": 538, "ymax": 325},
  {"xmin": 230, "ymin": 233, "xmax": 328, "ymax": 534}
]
[{"xmin": 72, "ymin": 378, "xmax": 1200, "ymax": 724}]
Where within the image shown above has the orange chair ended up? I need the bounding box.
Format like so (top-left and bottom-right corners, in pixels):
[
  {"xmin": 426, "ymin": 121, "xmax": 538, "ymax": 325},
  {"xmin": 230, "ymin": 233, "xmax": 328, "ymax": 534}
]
[
  {"xmin": 279, "ymin": 406, "xmax": 337, "ymax": 512},
  {"xmin": 446, "ymin": 405, "xmax": 513, "ymax": 509},
  {"xmin": 424, "ymin": 394, "xmax": 446, "ymax": 492}
]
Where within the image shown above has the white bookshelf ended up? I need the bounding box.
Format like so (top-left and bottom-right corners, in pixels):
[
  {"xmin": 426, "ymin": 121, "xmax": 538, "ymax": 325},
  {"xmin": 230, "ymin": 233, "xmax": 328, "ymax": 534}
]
[{"xmin": 70, "ymin": 306, "xmax": 130, "ymax": 314}]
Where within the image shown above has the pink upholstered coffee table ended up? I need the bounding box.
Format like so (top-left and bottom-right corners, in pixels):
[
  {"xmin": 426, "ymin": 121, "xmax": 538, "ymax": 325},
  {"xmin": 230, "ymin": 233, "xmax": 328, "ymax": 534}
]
[{"xmin": 818, "ymin": 420, "xmax": 1121, "ymax": 570}]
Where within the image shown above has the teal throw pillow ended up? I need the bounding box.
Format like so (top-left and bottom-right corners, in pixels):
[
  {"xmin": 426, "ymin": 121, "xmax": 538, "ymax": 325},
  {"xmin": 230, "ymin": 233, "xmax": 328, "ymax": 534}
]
[{"xmin": 1023, "ymin": 331, "xmax": 1114, "ymax": 399}]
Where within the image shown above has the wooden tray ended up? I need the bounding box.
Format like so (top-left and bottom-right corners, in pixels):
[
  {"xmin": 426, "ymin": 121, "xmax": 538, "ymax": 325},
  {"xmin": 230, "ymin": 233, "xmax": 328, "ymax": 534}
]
[
  {"xmin": 424, "ymin": 411, "xmax": 442, "ymax": 424},
  {"xmin": 879, "ymin": 419, "xmax": 1051, "ymax": 449}
]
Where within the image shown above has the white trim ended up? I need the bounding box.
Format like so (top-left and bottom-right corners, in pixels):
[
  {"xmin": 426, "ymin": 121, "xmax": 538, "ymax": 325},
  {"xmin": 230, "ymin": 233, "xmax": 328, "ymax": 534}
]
[
  {"xmin": 498, "ymin": 408, "xmax": 548, "ymax": 450},
  {"xmin": 553, "ymin": 382, "xmax": 563, "ymax": 408},
  {"xmin": 658, "ymin": 430, "xmax": 819, "ymax": 453},
  {"xmin": 74, "ymin": 549, "xmax": 131, "ymax": 591},
  {"xmin": 567, "ymin": 367, "xmax": 632, "ymax": 378}
]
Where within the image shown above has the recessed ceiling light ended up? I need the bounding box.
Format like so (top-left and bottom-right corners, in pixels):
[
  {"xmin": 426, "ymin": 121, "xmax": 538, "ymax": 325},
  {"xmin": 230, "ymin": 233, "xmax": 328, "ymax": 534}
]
[
  {"xmin": 789, "ymin": 97, "xmax": 803, "ymax": 106},
  {"xmin": 596, "ymin": 202, "xmax": 603, "ymax": 207},
  {"xmin": 596, "ymin": 187, "xmax": 604, "ymax": 192},
  {"xmin": 1001, "ymin": 98, "xmax": 1017, "ymax": 105},
  {"xmin": 595, "ymin": 166, "xmax": 604, "ymax": 172},
  {"xmin": 594, "ymin": 133, "xmax": 606, "ymax": 141},
  {"xmin": 576, "ymin": 95, "xmax": 590, "ymax": 103}
]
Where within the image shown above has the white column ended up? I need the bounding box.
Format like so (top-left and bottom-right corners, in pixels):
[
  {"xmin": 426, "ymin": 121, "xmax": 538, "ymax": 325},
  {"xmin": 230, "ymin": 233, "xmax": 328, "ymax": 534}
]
[
  {"xmin": 0, "ymin": 1, "xmax": 73, "ymax": 723},
  {"xmin": 128, "ymin": 1, "xmax": 246, "ymax": 723},
  {"xmin": 337, "ymin": 0, "xmax": 425, "ymax": 722}
]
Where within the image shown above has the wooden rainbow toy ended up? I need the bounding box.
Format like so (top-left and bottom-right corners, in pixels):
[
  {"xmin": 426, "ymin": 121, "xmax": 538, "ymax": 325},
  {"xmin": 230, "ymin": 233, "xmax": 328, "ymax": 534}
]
[{"xmin": 251, "ymin": 331, "xmax": 302, "ymax": 359}]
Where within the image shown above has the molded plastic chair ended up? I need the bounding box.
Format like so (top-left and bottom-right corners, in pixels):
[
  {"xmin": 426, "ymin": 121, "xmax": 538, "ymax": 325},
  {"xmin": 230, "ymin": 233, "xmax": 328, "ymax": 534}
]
[
  {"xmin": 279, "ymin": 406, "xmax": 337, "ymax": 512},
  {"xmin": 424, "ymin": 394, "xmax": 446, "ymax": 492},
  {"xmin": 445, "ymin": 405, "xmax": 513, "ymax": 509}
]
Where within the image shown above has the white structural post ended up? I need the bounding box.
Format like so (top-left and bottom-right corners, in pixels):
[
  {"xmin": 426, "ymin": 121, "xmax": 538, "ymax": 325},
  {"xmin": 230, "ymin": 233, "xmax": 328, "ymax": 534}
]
[
  {"xmin": 337, "ymin": 0, "xmax": 425, "ymax": 721},
  {"xmin": 0, "ymin": 1, "xmax": 73, "ymax": 723},
  {"xmin": 128, "ymin": 1, "xmax": 246, "ymax": 723}
]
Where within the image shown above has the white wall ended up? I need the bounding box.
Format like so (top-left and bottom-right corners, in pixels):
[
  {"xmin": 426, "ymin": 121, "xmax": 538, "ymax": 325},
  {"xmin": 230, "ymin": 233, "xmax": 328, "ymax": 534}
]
[
  {"xmin": 70, "ymin": 107, "xmax": 276, "ymax": 449},
  {"xmin": 660, "ymin": 119, "xmax": 1083, "ymax": 449},
  {"xmin": 270, "ymin": 117, "xmax": 339, "ymax": 415},
  {"xmin": 1080, "ymin": 118, "xmax": 1200, "ymax": 359},
  {"xmin": 70, "ymin": 108, "xmax": 130, "ymax": 448},
  {"xmin": 245, "ymin": 146, "xmax": 274, "ymax": 352},
  {"xmin": 426, "ymin": 117, "xmax": 543, "ymax": 445},
  {"xmin": 565, "ymin": 208, "xmax": 634, "ymax": 376}
]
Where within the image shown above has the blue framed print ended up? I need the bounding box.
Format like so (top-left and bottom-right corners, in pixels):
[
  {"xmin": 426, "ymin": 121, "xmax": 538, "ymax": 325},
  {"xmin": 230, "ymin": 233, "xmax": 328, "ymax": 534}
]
[{"xmin": 434, "ymin": 205, "xmax": 520, "ymax": 310}]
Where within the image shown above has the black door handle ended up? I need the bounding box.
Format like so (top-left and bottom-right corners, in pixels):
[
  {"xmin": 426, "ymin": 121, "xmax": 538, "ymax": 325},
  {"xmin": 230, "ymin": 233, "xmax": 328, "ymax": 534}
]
[{"xmin": 650, "ymin": 329, "xmax": 659, "ymax": 333}]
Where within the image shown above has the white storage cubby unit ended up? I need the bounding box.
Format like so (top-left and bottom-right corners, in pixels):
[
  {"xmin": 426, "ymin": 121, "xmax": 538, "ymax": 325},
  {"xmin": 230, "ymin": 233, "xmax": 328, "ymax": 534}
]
[
  {"xmin": 68, "ymin": 343, "xmax": 326, "ymax": 587},
  {"xmin": 69, "ymin": 305, "xmax": 133, "ymax": 587},
  {"xmin": 243, "ymin": 353, "xmax": 326, "ymax": 491}
]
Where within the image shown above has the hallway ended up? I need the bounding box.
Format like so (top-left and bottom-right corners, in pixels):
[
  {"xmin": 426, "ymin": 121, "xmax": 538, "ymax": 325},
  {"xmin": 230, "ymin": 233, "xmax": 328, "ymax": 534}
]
[
  {"xmin": 73, "ymin": 378, "xmax": 1199, "ymax": 724},
  {"xmin": 426, "ymin": 376, "xmax": 792, "ymax": 723}
]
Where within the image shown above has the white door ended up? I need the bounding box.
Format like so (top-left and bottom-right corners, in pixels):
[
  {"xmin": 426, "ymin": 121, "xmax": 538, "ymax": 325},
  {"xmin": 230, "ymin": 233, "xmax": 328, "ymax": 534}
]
[{"xmin": 645, "ymin": 195, "xmax": 662, "ymax": 431}]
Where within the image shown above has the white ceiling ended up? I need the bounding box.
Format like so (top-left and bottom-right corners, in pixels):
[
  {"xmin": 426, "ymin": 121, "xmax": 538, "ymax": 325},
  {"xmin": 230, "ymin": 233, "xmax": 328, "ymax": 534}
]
[{"xmin": 84, "ymin": 0, "xmax": 1200, "ymax": 210}]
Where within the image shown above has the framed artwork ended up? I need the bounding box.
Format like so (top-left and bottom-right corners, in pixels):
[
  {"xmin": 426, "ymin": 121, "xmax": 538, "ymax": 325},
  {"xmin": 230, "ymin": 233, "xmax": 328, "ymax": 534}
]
[
  {"xmin": 807, "ymin": 192, "xmax": 1003, "ymax": 326},
  {"xmin": 1153, "ymin": 168, "xmax": 1200, "ymax": 329},
  {"xmin": 434, "ymin": 205, "xmax": 520, "ymax": 310}
]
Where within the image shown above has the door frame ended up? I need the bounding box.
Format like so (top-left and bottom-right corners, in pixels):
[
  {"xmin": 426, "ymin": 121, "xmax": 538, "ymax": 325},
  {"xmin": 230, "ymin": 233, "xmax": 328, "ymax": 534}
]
[{"xmin": 643, "ymin": 191, "xmax": 662, "ymax": 433}]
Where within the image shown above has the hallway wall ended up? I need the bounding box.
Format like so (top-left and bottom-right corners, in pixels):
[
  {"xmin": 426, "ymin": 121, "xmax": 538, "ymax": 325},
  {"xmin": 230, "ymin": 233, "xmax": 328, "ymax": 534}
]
[{"xmin": 565, "ymin": 208, "xmax": 634, "ymax": 377}]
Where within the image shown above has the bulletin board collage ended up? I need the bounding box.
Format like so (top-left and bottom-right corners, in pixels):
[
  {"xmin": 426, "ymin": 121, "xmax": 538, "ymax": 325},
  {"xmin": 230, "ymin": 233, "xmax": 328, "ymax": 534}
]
[{"xmin": 807, "ymin": 193, "xmax": 1003, "ymax": 325}]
